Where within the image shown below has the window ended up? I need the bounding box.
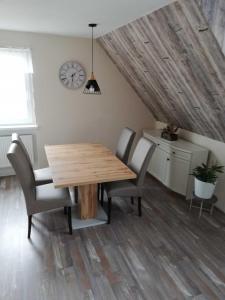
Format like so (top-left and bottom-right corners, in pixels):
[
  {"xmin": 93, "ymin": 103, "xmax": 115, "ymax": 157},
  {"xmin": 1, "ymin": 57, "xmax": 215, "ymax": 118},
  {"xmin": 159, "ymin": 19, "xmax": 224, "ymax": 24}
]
[{"xmin": 0, "ymin": 48, "xmax": 36, "ymax": 127}]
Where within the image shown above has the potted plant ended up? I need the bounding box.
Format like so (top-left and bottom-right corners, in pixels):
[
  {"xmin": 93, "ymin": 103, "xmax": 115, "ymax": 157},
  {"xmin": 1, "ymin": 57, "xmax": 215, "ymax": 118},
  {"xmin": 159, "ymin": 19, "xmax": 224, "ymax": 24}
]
[
  {"xmin": 161, "ymin": 124, "xmax": 179, "ymax": 141},
  {"xmin": 191, "ymin": 163, "xmax": 224, "ymax": 199}
]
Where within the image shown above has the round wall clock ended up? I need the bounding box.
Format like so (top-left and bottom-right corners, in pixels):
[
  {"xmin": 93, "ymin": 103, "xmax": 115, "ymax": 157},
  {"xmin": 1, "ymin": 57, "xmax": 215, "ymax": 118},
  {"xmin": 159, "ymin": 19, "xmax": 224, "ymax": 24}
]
[{"xmin": 59, "ymin": 61, "xmax": 86, "ymax": 89}]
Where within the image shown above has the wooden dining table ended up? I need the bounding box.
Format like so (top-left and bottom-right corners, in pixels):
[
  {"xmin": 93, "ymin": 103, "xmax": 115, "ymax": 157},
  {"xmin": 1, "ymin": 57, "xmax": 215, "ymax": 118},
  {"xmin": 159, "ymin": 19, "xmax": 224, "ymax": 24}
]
[{"xmin": 45, "ymin": 143, "xmax": 136, "ymax": 225}]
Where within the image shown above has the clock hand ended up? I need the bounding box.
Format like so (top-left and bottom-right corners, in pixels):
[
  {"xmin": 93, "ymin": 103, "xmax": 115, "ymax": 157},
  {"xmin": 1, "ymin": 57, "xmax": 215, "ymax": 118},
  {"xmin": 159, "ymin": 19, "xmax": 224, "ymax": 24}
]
[{"xmin": 71, "ymin": 73, "xmax": 76, "ymax": 82}]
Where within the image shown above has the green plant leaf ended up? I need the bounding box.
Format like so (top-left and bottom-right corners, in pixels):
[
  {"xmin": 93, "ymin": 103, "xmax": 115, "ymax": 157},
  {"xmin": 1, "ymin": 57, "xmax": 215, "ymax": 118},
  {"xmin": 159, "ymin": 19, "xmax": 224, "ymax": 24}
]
[{"xmin": 190, "ymin": 163, "xmax": 224, "ymax": 183}]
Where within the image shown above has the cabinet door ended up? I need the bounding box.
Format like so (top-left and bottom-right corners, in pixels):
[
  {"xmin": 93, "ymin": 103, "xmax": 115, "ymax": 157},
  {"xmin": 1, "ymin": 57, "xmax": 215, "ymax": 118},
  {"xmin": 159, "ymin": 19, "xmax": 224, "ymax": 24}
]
[
  {"xmin": 166, "ymin": 155, "xmax": 190, "ymax": 196},
  {"xmin": 148, "ymin": 147, "xmax": 168, "ymax": 183}
]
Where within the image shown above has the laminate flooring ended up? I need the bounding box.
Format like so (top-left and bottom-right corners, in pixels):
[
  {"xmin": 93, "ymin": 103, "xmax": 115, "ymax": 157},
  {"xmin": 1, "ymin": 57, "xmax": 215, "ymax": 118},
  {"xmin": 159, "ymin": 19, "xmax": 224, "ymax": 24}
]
[{"xmin": 1, "ymin": 175, "xmax": 225, "ymax": 300}]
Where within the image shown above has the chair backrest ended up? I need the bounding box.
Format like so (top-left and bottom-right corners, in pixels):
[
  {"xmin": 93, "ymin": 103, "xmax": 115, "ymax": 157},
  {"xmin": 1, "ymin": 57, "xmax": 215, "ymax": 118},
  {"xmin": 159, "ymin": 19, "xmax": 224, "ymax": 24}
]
[
  {"xmin": 129, "ymin": 137, "xmax": 156, "ymax": 186},
  {"xmin": 116, "ymin": 127, "xmax": 136, "ymax": 164},
  {"xmin": 7, "ymin": 142, "xmax": 36, "ymax": 215},
  {"xmin": 11, "ymin": 133, "xmax": 32, "ymax": 168}
]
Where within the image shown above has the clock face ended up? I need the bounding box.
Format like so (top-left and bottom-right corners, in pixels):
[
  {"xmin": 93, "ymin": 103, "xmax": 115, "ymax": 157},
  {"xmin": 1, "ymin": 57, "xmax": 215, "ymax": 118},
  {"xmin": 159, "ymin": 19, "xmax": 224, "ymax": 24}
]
[{"xmin": 59, "ymin": 61, "xmax": 86, "ymax": 89}]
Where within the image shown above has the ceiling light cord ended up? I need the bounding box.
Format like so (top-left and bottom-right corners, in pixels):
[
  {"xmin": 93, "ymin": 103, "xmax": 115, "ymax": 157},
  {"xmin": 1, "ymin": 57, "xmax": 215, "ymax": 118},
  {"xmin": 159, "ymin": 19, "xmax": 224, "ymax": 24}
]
[{"xmin": 92, "ymin": 26, "xmax": 94, "ymax": 74}]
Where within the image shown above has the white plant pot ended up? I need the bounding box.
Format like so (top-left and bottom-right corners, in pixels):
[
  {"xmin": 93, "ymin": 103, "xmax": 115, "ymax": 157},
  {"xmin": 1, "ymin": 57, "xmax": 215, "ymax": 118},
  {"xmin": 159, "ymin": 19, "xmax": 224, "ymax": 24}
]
[{"xmin": 194, "ymin": 178, "xmax": 216, "ymax": 199}]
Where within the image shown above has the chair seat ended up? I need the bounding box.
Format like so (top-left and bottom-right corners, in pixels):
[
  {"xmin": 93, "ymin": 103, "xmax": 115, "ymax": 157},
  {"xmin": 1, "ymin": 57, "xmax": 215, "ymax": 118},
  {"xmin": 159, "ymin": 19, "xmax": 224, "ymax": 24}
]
[
  {"xmin": 34, "ymin": 167, "xmax": 53, "ymax": 186},
  {"xmin": 104, "ymin": 180, "xmax": 142, "ymax": 197},
  {"xmin": 31, "ymin": 183, "xmax": 72, "ymax": 214}
]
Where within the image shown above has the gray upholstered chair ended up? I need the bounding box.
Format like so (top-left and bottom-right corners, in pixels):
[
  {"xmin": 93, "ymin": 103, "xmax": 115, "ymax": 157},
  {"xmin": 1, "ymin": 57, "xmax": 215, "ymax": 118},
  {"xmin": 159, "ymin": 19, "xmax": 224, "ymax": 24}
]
[
  {"xmin": 11, "ymin": 133, "xmax": 53, "ymax": 186},
  {"xmin": 98, "ymin": 127, "xmax": 136, "ymax": 202},
  {"xmin": 116, "ymin": 127, "xmax": 136, "ymax": 164},
  {"xmin": 7, "ymin": 142, "xmax": 73, "ymax": 238},
  {"xmin": 103, "ymin": 137, "xmax": 156, "ymax": 223}
]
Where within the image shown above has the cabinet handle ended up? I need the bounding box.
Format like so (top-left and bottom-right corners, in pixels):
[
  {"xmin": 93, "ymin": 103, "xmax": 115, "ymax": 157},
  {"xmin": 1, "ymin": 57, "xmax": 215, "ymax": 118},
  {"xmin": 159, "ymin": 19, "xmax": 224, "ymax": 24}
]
[{"xmin": 167, "ymin": 158, "xmax": 170, "ymax": 161}]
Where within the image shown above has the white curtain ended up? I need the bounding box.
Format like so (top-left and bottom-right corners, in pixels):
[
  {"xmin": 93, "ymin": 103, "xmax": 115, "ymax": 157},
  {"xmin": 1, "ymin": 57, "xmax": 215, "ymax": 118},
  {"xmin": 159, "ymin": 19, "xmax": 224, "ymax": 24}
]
[{"xmin": 0, "ymin": 48, "xmax": 36, "ymax": 126}]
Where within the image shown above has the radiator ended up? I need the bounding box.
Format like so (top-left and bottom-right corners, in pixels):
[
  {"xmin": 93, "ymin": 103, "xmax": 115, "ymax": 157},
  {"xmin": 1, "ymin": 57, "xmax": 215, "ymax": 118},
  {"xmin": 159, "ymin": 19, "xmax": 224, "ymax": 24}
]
[{"xmin": 0, "ymin": 135, "xmax": 34, "ymax": 168}]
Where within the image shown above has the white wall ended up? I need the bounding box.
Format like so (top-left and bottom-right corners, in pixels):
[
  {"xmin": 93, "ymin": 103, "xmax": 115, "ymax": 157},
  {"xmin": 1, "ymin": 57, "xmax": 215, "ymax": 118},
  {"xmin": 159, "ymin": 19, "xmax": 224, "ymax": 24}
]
[
  {"xmin": 0, "ymin": 30, "xmax": 154, "ymax": 168},
  {"xmin": 156, "ymin": 121, "xmax": 225, "ymax": 212}
]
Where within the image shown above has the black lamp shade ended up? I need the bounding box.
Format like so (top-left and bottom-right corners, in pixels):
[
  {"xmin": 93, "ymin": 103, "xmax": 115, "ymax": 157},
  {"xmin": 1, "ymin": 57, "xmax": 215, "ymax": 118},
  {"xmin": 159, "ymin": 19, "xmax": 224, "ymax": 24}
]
[{"xmin": 83, "ymin": 73, "xmax": 101, "ymax": 95}]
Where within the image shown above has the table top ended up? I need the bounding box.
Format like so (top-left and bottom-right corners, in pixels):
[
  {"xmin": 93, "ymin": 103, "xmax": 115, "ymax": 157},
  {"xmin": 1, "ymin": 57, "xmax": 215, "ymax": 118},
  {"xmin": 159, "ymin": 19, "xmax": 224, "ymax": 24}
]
[{"xmin": 45, "ymin": 143, "xmax": 136, "ymax": 188}]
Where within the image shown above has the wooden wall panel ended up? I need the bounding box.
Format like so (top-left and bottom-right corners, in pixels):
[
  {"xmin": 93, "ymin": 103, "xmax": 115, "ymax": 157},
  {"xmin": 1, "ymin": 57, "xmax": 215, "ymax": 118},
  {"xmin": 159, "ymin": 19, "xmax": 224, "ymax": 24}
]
[
  {"xmin": 199, "ymin": 0, "xmax": 225, "ymax": 54},
  {"xmin": 98, "ymin": 0, "xmax": 225, "ymax": 142}
]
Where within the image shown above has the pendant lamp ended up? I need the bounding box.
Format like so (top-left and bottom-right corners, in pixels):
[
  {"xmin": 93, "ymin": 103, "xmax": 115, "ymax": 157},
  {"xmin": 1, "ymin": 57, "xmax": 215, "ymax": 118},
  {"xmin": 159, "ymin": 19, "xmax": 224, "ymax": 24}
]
[{"xmin": 83, "ymin": 24, "xmax": 101, "ymax": 95}]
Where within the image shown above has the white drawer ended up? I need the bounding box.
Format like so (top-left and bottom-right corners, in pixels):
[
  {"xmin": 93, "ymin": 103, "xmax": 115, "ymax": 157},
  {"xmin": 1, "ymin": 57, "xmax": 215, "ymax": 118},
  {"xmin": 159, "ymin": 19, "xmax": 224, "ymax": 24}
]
[
  {"xmin": 158, "ymin": 142, "xmax": 170, "ymax": 153},
  {"xmin": 170, "ymin": 148, "xmax": 191, "ymax": 161},
  {"xmin": 153, "ymin": 140, "xmax": 170, "ymax": 154}
]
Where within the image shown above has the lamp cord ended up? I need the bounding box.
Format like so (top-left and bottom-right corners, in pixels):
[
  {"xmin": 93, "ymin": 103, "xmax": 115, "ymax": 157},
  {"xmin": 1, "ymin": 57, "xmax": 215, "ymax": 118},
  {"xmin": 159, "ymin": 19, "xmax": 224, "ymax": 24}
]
[{"xmin": 91, "ymin": 26, "xmax": 94, "ymax": 74}]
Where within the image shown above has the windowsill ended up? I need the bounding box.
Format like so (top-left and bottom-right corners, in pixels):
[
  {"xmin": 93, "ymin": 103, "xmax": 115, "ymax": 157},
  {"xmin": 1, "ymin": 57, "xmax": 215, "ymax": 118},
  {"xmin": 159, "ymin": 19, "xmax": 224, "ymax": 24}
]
[{"xmin": 0, "ymin": 124, "xmax": 38, "ymax": 130}]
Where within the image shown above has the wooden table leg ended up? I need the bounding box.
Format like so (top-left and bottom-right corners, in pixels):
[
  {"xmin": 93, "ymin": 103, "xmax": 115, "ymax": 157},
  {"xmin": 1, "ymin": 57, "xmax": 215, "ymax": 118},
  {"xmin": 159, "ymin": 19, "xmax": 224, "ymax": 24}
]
[{"xmin": 79, "ymin": 184, "xmax": 97, "ymax": 219}]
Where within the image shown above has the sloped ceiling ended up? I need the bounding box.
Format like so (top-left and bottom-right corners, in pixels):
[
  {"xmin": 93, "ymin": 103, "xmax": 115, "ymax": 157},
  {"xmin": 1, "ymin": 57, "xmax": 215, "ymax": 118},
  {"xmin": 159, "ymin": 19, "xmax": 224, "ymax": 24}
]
[
  {"xmin": 199, "ymin": 0, "xmax": 225, "ymax": 54},
  {"xmin": 98, "ymin": 0, "xmax": 225, "ymax": 142}
]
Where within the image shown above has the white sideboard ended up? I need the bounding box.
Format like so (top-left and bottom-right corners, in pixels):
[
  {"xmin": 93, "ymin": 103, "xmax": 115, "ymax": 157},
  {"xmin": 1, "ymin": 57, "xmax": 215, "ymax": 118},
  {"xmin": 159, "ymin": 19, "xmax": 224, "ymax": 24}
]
[{"xmin": 143, "ymin": 130, "xmax": 209, "ymax": 199}]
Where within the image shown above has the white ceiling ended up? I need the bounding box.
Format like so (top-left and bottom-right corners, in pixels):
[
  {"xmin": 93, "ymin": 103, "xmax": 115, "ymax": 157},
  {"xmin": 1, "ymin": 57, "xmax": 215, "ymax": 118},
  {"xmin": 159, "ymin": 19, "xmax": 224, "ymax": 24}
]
[{"xmin": 0, "ymin": 0, "xmax": 172, "ymax": 38}]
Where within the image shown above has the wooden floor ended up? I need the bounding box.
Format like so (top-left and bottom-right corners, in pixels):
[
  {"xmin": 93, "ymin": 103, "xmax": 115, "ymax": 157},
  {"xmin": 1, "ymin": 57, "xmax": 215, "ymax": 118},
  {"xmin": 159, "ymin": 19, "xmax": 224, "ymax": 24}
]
[{"xmin": 1, "ymin": 176, "xmax": 225, "ymax": 300}]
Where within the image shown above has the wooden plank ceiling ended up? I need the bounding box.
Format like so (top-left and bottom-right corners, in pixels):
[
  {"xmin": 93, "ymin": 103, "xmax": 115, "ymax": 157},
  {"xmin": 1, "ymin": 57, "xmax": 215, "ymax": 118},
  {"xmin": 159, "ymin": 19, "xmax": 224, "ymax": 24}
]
[
  {"xmin": 199, "ymin": 0, "xmax": 225, "ymax": 55},
  {"xmin": 98, "ymin": 0, "xmax": 225, "ymax": 142}
]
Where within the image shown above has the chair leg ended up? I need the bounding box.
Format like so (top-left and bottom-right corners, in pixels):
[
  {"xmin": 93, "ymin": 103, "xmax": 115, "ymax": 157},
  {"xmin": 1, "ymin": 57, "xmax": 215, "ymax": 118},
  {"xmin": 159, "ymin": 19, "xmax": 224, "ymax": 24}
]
[
  {"xmin": 74, "ymin": 187, "xmax": 78, "ymax": 204},
  {"xmin": 67, "ymin": 207, "xmax": 72, "ymax": 235},
  {"xmin": 64, "ymin": 207, "xmax": 67, "ymax": 215},
  {"xmin": 138, "ymin": 197, "xmax": 142, "ymax": 217},
  {"xmin": 28, "ymin": 215, "xmax": 32, "ymax": 239},
  {"xmin": 101, "ymin": 185, "xmax": 104, "ymax": 207},
  {"xmin": 107, "ymin": 197, "xmax": 111, "ymax": 224},
  {"xmin": 131, "ymin": 197, "xmax": 134, "ymax": 205}
]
